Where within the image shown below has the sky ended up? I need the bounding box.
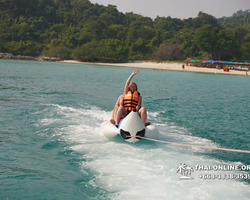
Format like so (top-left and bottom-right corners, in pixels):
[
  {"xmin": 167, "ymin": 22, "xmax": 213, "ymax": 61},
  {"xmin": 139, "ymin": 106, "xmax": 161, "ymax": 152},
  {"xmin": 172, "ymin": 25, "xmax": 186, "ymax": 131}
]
[{"xmin": 90, "ymin": 0, "xmax": 250, "ymax": 19}]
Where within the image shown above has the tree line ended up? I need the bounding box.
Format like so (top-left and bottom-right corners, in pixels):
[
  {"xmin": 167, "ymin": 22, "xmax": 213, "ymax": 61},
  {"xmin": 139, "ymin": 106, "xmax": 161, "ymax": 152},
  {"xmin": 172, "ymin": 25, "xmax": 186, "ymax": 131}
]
[{"xmin": 0, "ymin": 0, "xmax": 250, "ymax": 62}]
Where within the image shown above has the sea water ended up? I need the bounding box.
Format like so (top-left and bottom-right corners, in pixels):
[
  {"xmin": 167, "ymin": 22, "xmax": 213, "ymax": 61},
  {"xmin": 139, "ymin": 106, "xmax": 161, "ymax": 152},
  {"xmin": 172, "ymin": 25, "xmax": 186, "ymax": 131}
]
[{"xmin": 0, "ymin": 59, "xmax": 250, "ymax": 200}]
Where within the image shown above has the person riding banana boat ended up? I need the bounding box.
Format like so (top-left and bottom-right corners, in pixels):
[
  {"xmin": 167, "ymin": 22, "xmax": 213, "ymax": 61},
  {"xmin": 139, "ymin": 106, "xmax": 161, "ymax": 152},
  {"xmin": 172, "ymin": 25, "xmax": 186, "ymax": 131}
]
[{"xmin": 110, "ymin": 70, "xmax": 150, "ymax": 127}]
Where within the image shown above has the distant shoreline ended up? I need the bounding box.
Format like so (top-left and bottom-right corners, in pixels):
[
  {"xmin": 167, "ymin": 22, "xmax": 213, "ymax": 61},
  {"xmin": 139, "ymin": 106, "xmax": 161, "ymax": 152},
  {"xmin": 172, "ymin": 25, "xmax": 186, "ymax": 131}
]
[
  {"xmin": 0, "ymin": 53, "xmax": 62, "ymax": 62},
  {"xmin": 0, "ymin": 56, "xmax": 248, "ymax": 76},
  {"xmin": 60, "ymin": 60, "xmax": 249, "ymax": 76}
]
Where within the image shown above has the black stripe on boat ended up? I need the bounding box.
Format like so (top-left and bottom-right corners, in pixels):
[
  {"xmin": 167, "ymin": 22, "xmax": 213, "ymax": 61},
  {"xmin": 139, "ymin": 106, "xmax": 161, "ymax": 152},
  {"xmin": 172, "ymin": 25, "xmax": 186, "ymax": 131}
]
[
  {"xmin": 120, "ymin": 129, "xmax": 131, "ymax": 140},
  {"xmin": 136, "ymin": 129, "xmax": 145, "ymax": 140}
]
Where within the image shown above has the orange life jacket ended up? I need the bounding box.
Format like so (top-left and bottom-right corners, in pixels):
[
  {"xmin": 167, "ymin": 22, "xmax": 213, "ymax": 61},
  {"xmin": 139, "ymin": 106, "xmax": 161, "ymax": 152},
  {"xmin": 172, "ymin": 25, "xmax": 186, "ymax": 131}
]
[{"xmin": 123, "ymin": 91, "xmax": 139, "ymax": 112}]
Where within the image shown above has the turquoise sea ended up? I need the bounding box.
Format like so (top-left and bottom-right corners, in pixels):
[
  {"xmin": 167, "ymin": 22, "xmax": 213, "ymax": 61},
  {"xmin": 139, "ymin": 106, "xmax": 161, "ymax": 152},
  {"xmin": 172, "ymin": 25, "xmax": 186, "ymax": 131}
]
[{"xmin": 0, "ymin": 59, "xmax": 250, "ymax": 200}]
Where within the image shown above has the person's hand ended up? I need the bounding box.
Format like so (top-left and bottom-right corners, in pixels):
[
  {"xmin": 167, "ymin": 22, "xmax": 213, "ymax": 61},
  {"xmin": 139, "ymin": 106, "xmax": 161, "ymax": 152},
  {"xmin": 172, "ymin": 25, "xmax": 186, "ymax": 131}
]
[{"xmin": 132, "ymin": 70, "xmax": 139, "ymax": 75}]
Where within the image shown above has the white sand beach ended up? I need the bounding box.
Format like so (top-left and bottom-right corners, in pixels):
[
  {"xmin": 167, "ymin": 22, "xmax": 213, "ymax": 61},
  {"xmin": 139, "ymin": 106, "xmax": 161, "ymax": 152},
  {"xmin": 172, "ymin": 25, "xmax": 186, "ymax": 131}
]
[{"xmin": 60, "ymin": 60, "xmax": 249, "ymax": 76}]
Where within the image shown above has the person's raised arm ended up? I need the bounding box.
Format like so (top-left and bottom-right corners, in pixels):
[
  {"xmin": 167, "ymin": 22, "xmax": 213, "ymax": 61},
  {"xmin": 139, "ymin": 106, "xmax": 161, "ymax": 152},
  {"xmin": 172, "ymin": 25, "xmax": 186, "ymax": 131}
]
[{"xmin": 124, "ymin": 70, "xmax": 139, "ymax": 94}]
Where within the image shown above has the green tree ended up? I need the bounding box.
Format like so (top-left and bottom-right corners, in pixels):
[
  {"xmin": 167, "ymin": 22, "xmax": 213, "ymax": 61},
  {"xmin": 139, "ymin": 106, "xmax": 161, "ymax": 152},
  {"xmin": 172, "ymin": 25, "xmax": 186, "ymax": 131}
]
[
  {"xmin": 240, "ymin": 30, "xmax": 250, "ymax": 60},
  {"xmin": 43, "ymin": 46, "xmax": 71, "ymax": 59},
  {"xmin": 194, "ymin": 25, "xmax": 220, "ymax": 58},
  {"xmin": 6, "ymin": 40, "xmax": 43, "ymax": 56},
  {"xmin": 216, "ymin": 28, "xmax": 241, "ymax": 60},
  {"xmin": 192, "ymin": 11, "xmax": 219, "ymax": 28},
  {"xmin": 128, "ymin": 37, "xmax": 150, "ymax": 60},
  {"xmin": 173, "ymin": 28, "xmax": 198, "ymax": 57},
  {"xmin": 83, "ymin": 20, "xmax": 106, "ymax": 41},
  {"xmin": 102, "ymin": 38, "xmax": 128, "ymax": 61},
  {"xmin": 103, "ymin": 24, "xmax": 128, "ymax": 40},
  {"xmin": 71, "ymin": 39, "xmax": 128, "ymax": 62}
]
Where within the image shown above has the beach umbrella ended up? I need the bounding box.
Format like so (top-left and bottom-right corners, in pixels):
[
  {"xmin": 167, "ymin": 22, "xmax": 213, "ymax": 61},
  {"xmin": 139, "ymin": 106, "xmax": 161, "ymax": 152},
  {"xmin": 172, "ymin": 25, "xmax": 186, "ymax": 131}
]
[
  {"xmin": 239, "ymin": 62, "xmax": 248, "ymax": 65},
  {"xmin": 186, "ymin": 58, "xmax": 192, "ymax": 61},
  {"xmin": 189, "ymin": 59, "xmax": 198, "ymax": 63},
  {"xmin": 233, "ymin": 62, "xmax": 240, "ymax": 65},
  {"xmin": 221, "ymin": 61, "xmax": 233, "ymax": 64},
  {"xmin": 247, "ymin": 63, "xmax": 250, "ymax": 66},
  {"xmin": 198, "ymin": 58, "xmax": 210, "ymax": 62},
  {"xmin": 222, "ymin": 61, "xmax": 233, "ymax": 65}
]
